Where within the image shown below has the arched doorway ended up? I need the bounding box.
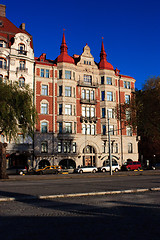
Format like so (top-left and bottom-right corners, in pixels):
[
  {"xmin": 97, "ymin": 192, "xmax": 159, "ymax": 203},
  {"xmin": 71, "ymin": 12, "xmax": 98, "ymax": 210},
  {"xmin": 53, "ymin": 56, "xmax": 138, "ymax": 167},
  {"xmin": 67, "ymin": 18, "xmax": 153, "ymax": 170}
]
[
  {"xmin": 59, "ymin": 159, "xmax": 76, "ymax": 169},
  {"xmin": 38, "ymin": 159, "xmax": 50, "ymax": 169},
  {"xmin": 82, "ymin": 145, "xmax": 96, "ymax": 166}
]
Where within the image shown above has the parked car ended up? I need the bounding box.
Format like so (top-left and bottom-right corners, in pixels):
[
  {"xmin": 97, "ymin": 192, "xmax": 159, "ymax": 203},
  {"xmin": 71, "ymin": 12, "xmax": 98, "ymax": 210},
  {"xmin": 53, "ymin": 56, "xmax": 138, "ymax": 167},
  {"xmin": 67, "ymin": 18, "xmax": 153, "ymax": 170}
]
[
  {"xmin": 61, "ymin": 166, "xmax": 75, "ymax": 174},
  {"xmin": 121, "ymin": 161, "xmax": 142, "ymax": 171},
  {"xmin": 35, "ymin": 165, "xmax": 62, "ymax": 175},
  {"xmin": 75, "ymin": 166, "xmax": 98, "ymax": 174},
  {"xmin": 99, "ymin": 162, "xmax": 120, "ymax": 172},
  {"xmin": 6, "ymin": 166, "xmax": 27, "ymax": 175},
  {"xmin": 153, "ymin": 162, "xmax": 160, "ymax": 170}
]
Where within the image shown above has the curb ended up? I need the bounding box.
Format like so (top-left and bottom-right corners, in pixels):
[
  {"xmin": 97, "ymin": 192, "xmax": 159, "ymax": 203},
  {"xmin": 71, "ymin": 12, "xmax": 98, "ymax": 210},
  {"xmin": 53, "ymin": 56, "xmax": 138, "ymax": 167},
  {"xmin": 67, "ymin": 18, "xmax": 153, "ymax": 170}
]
[{"xmin": 0, "ymin": 187, "xmax": 160, "ymax": 202}]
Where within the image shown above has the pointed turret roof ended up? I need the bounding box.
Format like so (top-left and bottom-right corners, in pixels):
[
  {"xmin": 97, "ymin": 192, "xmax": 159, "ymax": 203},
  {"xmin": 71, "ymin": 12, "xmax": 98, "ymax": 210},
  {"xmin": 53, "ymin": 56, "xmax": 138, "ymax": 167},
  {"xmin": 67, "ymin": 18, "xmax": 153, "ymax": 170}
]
[
  {"xmin": 99, "ymin": 40, "xmax": 114, "ymax": 70},
  {"xmin": 57, "ymin": 32, "xmax": 74, "ymax": 64}
]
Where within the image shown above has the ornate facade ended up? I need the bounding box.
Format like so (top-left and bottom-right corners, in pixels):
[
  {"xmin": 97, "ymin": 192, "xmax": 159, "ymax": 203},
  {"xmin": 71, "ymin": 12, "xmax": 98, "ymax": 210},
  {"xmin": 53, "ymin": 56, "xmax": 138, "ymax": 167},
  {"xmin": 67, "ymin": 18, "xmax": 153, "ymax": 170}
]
[{"xmin": 0, "ymin": 4, "xmax": 138, "ymax": 169}]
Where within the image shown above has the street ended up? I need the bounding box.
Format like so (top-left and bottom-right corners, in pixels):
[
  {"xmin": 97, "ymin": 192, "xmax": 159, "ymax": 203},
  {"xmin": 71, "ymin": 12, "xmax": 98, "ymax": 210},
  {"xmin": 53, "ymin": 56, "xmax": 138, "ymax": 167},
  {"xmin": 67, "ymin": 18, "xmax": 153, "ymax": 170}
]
[{"xmin": 0, "ymin": 172, "xmax": 160, "ymax": 240}]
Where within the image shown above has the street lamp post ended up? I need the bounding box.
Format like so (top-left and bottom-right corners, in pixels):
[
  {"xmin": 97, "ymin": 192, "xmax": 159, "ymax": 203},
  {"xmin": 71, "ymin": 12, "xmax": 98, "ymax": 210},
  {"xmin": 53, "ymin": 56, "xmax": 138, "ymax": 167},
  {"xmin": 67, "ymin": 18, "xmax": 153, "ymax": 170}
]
[{"xmin": 107, "ymin": 110, "xmax": 112, "ymax": 175}]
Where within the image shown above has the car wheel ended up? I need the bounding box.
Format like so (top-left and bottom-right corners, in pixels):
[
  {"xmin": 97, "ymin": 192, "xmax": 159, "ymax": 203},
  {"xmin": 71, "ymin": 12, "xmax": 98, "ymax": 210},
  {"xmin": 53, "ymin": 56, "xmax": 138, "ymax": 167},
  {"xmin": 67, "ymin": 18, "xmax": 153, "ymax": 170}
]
[
  {"xmin": 39, "ymin": 171, "xmax": 43, "ymax": 175},
  {"xmin": 115, "ymin": 168, "xmax": 118, "ymax": 172},
  {"xmin": 79, "ymin": 170, "xmax": 83, "ymax": 174},
  {"xmin": 92, "ymin": 169, "xmax": 96, "ymax": 173},
  {"xmin": 102, "ymin": 169, "xmax": 106, "ymax": 173}
]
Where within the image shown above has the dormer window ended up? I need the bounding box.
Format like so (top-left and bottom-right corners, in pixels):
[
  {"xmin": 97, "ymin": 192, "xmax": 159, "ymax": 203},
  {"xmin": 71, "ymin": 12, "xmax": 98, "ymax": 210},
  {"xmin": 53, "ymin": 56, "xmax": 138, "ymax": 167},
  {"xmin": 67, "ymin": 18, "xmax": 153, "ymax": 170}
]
[
  {"xmin": 18, "ymin": 44, "xmax": 26, "ymax": 55},
  {"xmin": 84, "ymin": 60, "xmax": 91, "ymax": 65},
  {"xmin": 0, "ymin": 40, "xmax": 6, "ymax": 47}
]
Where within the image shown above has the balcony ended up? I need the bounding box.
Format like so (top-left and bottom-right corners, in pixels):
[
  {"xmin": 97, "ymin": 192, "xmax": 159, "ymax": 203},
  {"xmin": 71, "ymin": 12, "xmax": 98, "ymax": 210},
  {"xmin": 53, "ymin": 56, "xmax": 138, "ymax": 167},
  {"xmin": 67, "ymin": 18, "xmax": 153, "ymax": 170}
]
[
  {"xmin": 17, "ymin": 50, "xmax": 27, "ymax": 55},
  {"xmin": 77, "ymin": 80, "xmax": 98, "ymax": 88},
  {"xmin": 16, "ymin": 67, "xmax": 28, "ymax": 73},
  {"xmin": 80, "ymin": 116, "xmax": 97, "ymax": 123},
  {"xmin": 80, "ymin": 98, "xmax": 97, "ymax": 105}
]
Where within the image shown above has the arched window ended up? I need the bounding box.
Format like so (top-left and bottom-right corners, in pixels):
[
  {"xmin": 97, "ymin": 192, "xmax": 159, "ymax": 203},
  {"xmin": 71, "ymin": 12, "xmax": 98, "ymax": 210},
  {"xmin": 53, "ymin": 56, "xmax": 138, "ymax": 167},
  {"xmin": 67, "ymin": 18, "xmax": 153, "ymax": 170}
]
[
  {"xmin": 41, "ymin": 103, "xmax": 48, "ymax": 114},
  {"xmin": 0, "ymin": 58, "xmax": 7, "ymax": 69},
  {"xmin": 19, "ymin": 77, "xmax": 25, "ymax": 87},
  {"xmin": 128, "ymin": 143, "xmax": 133, "ymax": 153},
  {"xmin": 41, "ymin": 122, "xmax": 48, "ymax": 133},
  {"xmin": 41, "ymin": 141, "xmax": 48, "ymax": 153}
]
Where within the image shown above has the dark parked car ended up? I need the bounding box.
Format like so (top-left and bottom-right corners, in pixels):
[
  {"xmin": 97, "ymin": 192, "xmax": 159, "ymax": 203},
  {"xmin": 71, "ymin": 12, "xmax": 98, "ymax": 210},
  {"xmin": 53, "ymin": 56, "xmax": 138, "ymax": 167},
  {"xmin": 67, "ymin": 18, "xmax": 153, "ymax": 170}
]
[
  {"xmin": 121, "ymin": 161, "xmax": 142, "ymax": 171},
  {"xmin": 6, "ymin": 166, "xmax": 27, "ymax": 175},
  {"xmin": 154, "ymin": 163, "xmax": 160, "ymax": 170}
]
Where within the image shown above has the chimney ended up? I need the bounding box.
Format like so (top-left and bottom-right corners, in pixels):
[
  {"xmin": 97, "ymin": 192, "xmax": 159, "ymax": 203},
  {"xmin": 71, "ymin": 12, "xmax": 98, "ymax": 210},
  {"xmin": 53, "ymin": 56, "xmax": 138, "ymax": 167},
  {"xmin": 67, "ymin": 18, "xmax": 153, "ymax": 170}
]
[
  {"xmin": 20, "ymin": 23, "xmax": 25, "ymax": 30},
  {"xmin": 0, "ymin": 4, "xmax": 6, "ymax": 17}
]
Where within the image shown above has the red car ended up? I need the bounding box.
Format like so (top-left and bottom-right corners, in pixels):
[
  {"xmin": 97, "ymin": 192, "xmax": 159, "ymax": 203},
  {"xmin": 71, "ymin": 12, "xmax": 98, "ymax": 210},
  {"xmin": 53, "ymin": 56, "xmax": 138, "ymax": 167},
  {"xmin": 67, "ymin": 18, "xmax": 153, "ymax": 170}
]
[{"xmin": 121, "ymin": 161, "xmax": 142, "ymax": 171}]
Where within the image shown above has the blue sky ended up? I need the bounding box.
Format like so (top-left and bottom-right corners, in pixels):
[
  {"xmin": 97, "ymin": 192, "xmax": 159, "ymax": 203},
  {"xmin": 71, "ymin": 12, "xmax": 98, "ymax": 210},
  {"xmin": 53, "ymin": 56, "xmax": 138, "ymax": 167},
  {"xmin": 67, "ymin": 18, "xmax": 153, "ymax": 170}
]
[{"xmin": 2, "ymin": 0, "xmax": 160, "ymax": 89}]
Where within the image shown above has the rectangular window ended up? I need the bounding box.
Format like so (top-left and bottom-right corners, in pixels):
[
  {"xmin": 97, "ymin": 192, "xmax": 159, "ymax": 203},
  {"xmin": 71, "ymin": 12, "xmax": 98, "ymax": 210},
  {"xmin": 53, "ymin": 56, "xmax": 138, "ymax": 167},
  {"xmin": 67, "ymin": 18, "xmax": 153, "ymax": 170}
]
[
  {"xmin": 91, "ymin": 108, "xmax": 95, "ymax": 117},
  {"xmin": 45, "ymin": 69, "xmax": 49, "ymax": 78},
  {"xmin": 109, "ymin": 125, "xmax": 114, "ymax": 135},
  {"xmin": 41, "ymin": 103, "xmax": 48, "ymax": 114},
  {"xmin": 86, "ymin": 90, "xmax": 90, "ymax": 100},
  {"xmin": 102, "ymin": 108, "xmax": 105, "ymax": 118},
  {"xmin": 91, "ymin": 125, "xmax": 95, "ymax": 135},
  {"xmin": 127, "ymin": 127, "xmax": 132, "ymax": 136},
  {"xmin": 65, "ymin": 70, "xmax": 71, "ymax": 79},
  {"xmin": 102, "ymin": 141, "xmax": 106, "ymax": 153},
  {"xmin": 65, "ymin": 86, "xmax": 71, "ymax": 97},
  {"xmin": 125, "ymin": 95, "xmax": 130, "ymax": 104},
  {"xmin": 126, "ymin": 110, "xmax": 130, "ymax": 120},
  {"xmin": 73, "ymin": 142, "xmax": 76, "ymax": 153},
  {"xmin": 59, "ymin": 86, "xmax": 62, "ymax": 96},
  {"xmin": 82, "ymin": 124, "xmax": 86, "ymax": 134},
  {"xmin": 42, "ymin": 85, "xmax": 48, "ymax": 96},
  {"xmin": 107, "ymin": 109, "xmax": 114, "ymax": 118},
  {"xmin": 63, "ymin": 142, "xmax": 70, "ymax": 153},
  {"xmin": 58, "ymin": 142, "xmax": 62, "ymax": 153},
  {"xmin": 84, "ymin": 75, "xmax": 92, "ymax": 84},
  {"xmin": 41, "ymin": 69, "xmax": 44, "ymax": 77},
  {"xmin": 107, "ymin": 77, "xmax": 112, "ymax": 85},
  {"xmin": 73, "ymin": 87, "xmax": 76, "ymax": 97},
  {"xmin": 59, "ymin": 70, "xmax": 62, "ymax": 79},
  {"xmin": 74, "ymin": 105, "xmax": 76, "ymax": 115},
  {"xmin": 59, "ymin": 104, "xmax": 62, "ymax": 115},
  {"xmin": 101, "ymin": 91, "xmax": 105, "ymax": 101},
  {"xmin": 102, "ymin": 125, "xmax": 106, "ymax": 135},
  {"xmin": 107, "ymin": 91, "xmax": 113, "ymax": 101},
  {"xmin": 73, "ymin": 72, "xmax": 75, "ymax": 80},
  {"xmin": 65, "ymin": 122, "xmax": 72, "ymax": 133},
  {"xmin": 124, "ymin": 81, "xmax": 130, "ymax": 89},
  {"xmin": 59, "ymin": 122, "xmax": 62, "ymax": 133},
  {"xmin": 101, "ymin": 76, "xmax": 104, "ymax": 84},
  {"xmin": 41, "ymin": 122, "xmax": 48, "ymax": 133},
  {"xmin": 86, "ymin": 107, "xmax": 90, "ymax": 117},
  {"xmin": 82, "ymin": 106, "xmax": 86, "ymax": 117},
  {"xmin": 90, "ymin": 90, "xmax": 94, "ymax": 100},
  {"xmin": 82, "ymin": 89, "xmax": 85, "ymax": 99},
  {"xmin": 65, "ymin": 104, "xmax": 72, "ymax": 115},
  {"xmin": 87, "ymin": 124, "xmax": 91, "ymax": 135}
]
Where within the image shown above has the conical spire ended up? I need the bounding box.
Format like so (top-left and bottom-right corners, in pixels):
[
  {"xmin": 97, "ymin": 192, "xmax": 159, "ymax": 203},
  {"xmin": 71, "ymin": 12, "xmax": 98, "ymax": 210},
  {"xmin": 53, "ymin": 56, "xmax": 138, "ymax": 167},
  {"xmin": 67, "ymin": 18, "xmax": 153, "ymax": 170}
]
[
  {"xmin": 57, "ymin": 31, "xmax": 74, "ymax": 64},
  {"xmin": 99, "ymin": 39, "xmax": 114, "ymax": 70},
  {"xmin": 60, "ymin": 32, "xmax": 68, "ymax": 53}
]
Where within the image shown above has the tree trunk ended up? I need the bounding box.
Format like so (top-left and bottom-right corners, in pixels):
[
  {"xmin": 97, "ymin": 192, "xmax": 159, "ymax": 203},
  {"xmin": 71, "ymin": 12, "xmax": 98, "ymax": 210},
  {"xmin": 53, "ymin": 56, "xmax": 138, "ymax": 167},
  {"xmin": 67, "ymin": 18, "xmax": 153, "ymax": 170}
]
[{"xmin": 0, "ymin": 142, "xmax": 8, "ymax": 179}]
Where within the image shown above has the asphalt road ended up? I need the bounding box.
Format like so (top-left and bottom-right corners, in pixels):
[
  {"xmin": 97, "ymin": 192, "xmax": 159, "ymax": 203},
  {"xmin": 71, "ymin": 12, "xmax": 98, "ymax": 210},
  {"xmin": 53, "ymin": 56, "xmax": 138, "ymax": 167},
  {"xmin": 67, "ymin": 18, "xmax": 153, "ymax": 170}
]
[
  {"xmin": 0, "ymin": 191, "xmax": 160, "ymax": 240},
  {"xmin": 0, "ymin": 171, "xmax": 160, "ymax": 199}
]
